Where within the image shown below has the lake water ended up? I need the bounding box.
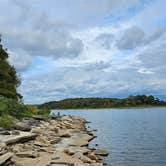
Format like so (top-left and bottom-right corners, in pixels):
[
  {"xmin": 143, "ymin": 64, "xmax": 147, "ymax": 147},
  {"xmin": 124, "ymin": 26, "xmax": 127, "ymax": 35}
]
[{"xmin": 52, "ymin": 107, "xmax": 166, "ymax": 166}]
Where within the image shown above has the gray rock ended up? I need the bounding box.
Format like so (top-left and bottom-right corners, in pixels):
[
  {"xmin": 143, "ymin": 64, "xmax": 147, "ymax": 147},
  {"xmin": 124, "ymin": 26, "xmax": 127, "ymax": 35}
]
[
  {"xmin": 0, "ymin": 131, "xmax": 11, "ymax": 135},
  {"xmin": 0, "ymin": 152, "xmax": 13, "ymax": 165},
  {"xmin": 93, "ymin": 149, "xmax": 109, "ymax": 156},
  {"xmin": 5, "ymin": 133, "xmax": 37, "ymax": 145},
  {"xmin": 11, "ymin": 131, "xmax": 20, "ymax": 135},
  {"xmin": 14, "ymin": 124, "xmax": 31, "ymax": 132},
  {"xmin": 16, "ymin": 151, "xmax": 39, "ymax": 158}
]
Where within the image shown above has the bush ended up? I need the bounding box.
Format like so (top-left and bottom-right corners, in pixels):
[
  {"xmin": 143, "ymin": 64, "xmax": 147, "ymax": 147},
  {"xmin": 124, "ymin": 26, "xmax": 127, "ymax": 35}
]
[
  {"xmin": 0, "ymin": 98, "xmax": 34, "ymax": 119},
  {"xmin": 26, "ymin": 105, "xmax": 50, "ymax": 117},
  {"xmin": 0, "ymin": 114, "xmax": 14, "ymax": 129}
]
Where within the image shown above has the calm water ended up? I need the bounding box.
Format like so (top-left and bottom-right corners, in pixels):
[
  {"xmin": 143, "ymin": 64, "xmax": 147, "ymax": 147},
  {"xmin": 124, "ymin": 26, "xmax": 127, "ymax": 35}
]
[{"xmin": 52, "ymin": 107, "xmax": 166, "ymax": 166}]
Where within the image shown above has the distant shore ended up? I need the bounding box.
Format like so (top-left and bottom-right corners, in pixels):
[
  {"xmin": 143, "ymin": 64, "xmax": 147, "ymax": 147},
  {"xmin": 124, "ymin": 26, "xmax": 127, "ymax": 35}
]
[
  {"xmin": 39, "ymin": 95, "xmax": 166, "ymax": 110},
  {"xmin": 50, "ymin": 105, "xmax": 166, "ymax": 110}
]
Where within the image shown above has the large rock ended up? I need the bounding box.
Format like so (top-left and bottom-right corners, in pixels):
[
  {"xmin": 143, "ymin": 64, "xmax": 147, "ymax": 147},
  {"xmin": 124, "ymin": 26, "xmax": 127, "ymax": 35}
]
[
  {"xmin": 0, "ymin": 131, "xmax": 11, "ymax": 135},
  {"xmin": 64, "ymin": 147, "xmax": 90, "ymax": 155},
  {"xmin": 87, "ymin": 153, "xmax": 100, "ymax": 161},
  {"xmin": 93, "ymin": 149, "xmax": 109, "ymax": 156},
  {"xmin": 73, "ymin": 152, "xmax": 93, "ymax": 163},
  {"xmin": 14, "ymin": 122, "xmax": 31, "ymax": 132},
  {"xmin": 50, "ymin": 137, "xmax": 61, "ymax": 144},
  {"xmin": 58, "ymin": 130, "xmax": 72, "ymax": 138},
  {"xmin": 16, "ymin": 151, "xmax": 39, "ymax": 158},
  {"xmin": 0, "ymin": 152, "xmax": 13, "ymax": 165},
  {"xmin": 4, "ymin": 133, "xmax": 37, "ymax": 145}
]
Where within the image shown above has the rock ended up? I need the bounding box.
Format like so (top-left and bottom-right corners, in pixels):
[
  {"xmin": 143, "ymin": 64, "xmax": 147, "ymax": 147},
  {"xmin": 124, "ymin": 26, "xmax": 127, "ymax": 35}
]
[
  {"xmin": 0, "ymin": 143, "xmax": 7, "ymax": 155},
  {"xmin": 0, "ymin": 131, "xmax": 11, "ymax": 135},
  {"xmin": 50, "ymin": 161, "xmax": 74, "ymax": 166},
  {"xmin": 11, "ymin": 130, "xmax": 20, "ymax": 135},
  {"xmin": 50, "ymin": 137, "xmax": 61, "ymax": 144},
  {"xmin": 14, "ymin": 123, "xmax": 31, "ymax": 132},
  {"xmin": 16, "ymin": 151, "xmax": 39, "ymax": 158},
  {"xmin": 34, "ymin": 141, "xmax": 49, "ymax": 147},
  {"xmin": 5, "ymin": 133, "xmax": 37, "ymax": 145},
  {"xmin": 87, "ymin": 153, "xmax": 100, "ymax": 161},
  {"xmin": 58, "ymin": 130, "xmax": 71, "ymax": 138},
  {"xmin": 93, "ymin": 149, "xmax": 109, "ymax": 156},
  {"xmin": 68, "ymin": 139, "xmax": 89, "ymax": 147},
  {"xmin": 0, "ymin": 143, "xmax": 6, "ymax": 150},
  {"xmin": 12, "ymin": 145, "xmax": 21, "ymax": 153},
  {"xmin": 73, "ymin": 152, "xmax": 93, "ymax": 163},
  {"xmin": 33, "ymin": 116, "xmax": 48, "ymax": 121},
  {"xmin": 0, "ymin": 152, "xmax": 13, "ymax": 165},
  {"xmin": 64, "ymin": 147, "xmax": 90, "ymax": 155},
  {"xmin": 91, "ymin": 163, "xmax": 103, "ymax": 166}
]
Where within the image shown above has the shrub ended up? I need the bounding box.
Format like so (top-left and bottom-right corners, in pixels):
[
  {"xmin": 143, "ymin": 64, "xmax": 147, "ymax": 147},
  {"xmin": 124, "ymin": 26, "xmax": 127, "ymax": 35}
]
[{"xmin": 0, "ymin": 114, "xmax": 14, "ymax": 129}]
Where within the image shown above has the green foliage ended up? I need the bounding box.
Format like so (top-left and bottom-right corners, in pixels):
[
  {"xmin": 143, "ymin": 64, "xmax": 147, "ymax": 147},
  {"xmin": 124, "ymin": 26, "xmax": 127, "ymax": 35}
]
[
  {"xmin": 39, "ymin": 95, "xmax": 166, "ymax": 110},
  {"xmin": 0, "ymin": 36, "xmax": 22, "ymax": 101},
  {"xmin": 0, "ymin": 98, "xmax": 33, "ymax": 119},
  {"xmin": 26, "ymin": 105, "xmax": 50, "ymax": 117},
  {"xmin": 0, "ymin": 114, "xmax": 14, "ymax": 129}
]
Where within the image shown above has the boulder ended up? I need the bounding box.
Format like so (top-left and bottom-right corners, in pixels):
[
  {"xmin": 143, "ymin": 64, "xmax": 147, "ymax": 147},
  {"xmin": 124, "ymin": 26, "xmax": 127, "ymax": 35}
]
[
  {"xmin": 14, "ymin": 123, "xmax": 31, "ymax": 132},
  {"xmin": 34, "ymin": 141, "xmax": 49, "ymax": 147},
  {"xmin": 58, "ymin": 130, "xmax": 71, "ymax": 138},
  {"xmin": 5, "ymin": 133, "xmax": 37, "ymax": 145},
  {"xmin": 0, "ymin": 152, "xmax": 13, "ymax": 165},
  {"xmin": 16, "ymin": 151, "xmax": 39, "ymax": 158},
  {"xmin": 50, "ymin": 137, "xmax": 61, "ymax": 144},
  {"xmin": 87, "ymin": 153, "xmax": 100, "ymax": 161},
  {"xmin": 33, "ymin": 116, "xmax": 48, "ymax": 121},
  {"xmin": 93, "ymin": 149, "xmax": 109, "ymax": 156},
  {"xmin": 64, "ymin": 147, "xmax": 90, "ymax": 155},
  {"xmin": 11, "ymin": 130, "xmax": 20, "ymax": 135},
  {"xmin": 0, "ymin": 131, "xmax": 11, "ymax": 135},
  {"xmin": 73, "ymin": 152, "xmax": 93, "ymax": 163}
]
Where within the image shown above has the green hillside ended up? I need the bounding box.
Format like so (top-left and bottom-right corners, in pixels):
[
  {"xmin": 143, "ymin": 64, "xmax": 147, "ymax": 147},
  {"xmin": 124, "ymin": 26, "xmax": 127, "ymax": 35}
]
[{"xmin": 39, "ymin": 95, "xmax": 166, "ymax": 110}]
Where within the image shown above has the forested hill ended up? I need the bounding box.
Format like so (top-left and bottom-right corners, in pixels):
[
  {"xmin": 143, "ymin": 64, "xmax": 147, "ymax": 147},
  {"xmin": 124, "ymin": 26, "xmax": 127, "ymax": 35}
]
[{"xmin": 38, "ymin": 95, "xmax": 166, "ymax": 110}]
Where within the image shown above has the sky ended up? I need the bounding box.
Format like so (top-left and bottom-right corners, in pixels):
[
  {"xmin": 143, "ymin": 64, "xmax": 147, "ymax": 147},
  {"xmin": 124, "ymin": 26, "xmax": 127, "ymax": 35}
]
[{"xmin": 0, "ymin": 0, "xmax": 166, "ymax": 104}]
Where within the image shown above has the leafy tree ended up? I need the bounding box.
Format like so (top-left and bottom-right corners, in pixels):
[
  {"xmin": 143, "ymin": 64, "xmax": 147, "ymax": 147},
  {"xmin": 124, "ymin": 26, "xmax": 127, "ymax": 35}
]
[{"xmin": 0, "ymin": 36, "xmax": 22, "ymax": 101}]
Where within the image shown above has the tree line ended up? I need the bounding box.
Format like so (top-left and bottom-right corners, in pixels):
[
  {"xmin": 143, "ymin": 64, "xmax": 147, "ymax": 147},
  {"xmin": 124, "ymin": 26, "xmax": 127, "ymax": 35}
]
[{"xmin": 39, "ymin": 95, "xmax": 166, "ymax": 110}]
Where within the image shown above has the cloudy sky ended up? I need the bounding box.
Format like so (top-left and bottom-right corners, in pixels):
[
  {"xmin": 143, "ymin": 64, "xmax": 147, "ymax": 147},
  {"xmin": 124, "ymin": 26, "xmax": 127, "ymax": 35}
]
[{"xmin": 0, "ymin": 0, "xmax": 166, "ymax": 104}]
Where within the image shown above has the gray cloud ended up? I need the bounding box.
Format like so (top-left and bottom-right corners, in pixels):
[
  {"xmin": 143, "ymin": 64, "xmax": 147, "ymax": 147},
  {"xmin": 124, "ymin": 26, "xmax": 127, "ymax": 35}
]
[
  {"xmin": 138, "ymin": 43, "xmax": 166, "ymax": 71},
  {"xmin": 0, "ymin": 0, "xmax": 84, "ymax": 71},
  {"xmin": 95, "ymin": 33, "xmax": 114, "ymax": 49},
  {"xmin": 84, "ymin": 61, "xmax": 111, "ymax": 71},
  {"xmin": 116, "ymin": 26, "xmax": 145, "ymax": 50},
  {"xmin": 145, "ymin": 26, "xmax": 166, "ymax": 44},
  {"xmin": 9, "ymin": 53, "xmax": 33, "ymax": 71},
  {"xmin": 116, "ymin": 26, "xmax": 166, "ymax": 51}
]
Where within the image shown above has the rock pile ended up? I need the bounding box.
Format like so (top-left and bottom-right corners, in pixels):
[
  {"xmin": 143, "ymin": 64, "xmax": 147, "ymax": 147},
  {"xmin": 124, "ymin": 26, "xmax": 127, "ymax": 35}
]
[{"xmin": 0, "ymin": 115, "xmax": 109, "ymax": 166}]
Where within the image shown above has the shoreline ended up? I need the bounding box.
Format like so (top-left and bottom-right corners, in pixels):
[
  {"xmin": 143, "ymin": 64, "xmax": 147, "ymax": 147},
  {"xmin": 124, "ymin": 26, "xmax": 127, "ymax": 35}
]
[
  {"xmin": 50, "ymin": 105, "xmax": 166, "ymax": 110},
  {"xmin": 0, "ymin": 115, "xmax": 109, "ymax": 166}
]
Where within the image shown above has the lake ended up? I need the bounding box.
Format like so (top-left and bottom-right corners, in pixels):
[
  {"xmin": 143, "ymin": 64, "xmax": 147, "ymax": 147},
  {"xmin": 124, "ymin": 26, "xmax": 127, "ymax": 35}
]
[{"xmin": 52, "ymin": 107, "xmax": 166, "ymax": 166}]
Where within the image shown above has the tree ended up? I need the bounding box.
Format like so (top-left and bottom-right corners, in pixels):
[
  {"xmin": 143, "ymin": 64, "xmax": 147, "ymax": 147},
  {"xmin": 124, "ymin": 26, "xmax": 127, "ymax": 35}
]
[{"xmin": 0, "ymin": 36, "xmax": 22, "ymax": 101}]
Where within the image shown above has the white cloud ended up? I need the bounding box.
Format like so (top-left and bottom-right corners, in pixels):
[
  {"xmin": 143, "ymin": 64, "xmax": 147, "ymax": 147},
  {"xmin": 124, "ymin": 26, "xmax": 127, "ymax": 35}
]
[
  {"xmin": 9, "ymin": 52, "xmax": 33, "ymax": 71},
  {"xmin": 0, "ymin": 0, "xmax": 166, "ymax": 103}
]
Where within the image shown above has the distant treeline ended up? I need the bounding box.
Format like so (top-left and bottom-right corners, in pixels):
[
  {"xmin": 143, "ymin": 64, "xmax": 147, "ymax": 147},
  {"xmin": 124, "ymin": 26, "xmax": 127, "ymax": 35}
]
[{"xmin": 38, "ymin": 95, "xmax": 166, "ymax": 110}]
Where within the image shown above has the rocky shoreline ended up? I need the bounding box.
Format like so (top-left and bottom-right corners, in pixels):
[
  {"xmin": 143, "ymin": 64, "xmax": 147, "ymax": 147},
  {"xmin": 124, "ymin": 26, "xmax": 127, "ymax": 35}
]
[{"xmin": 0, "ymin": 115, "xmax": 109, "ymax": 166}]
